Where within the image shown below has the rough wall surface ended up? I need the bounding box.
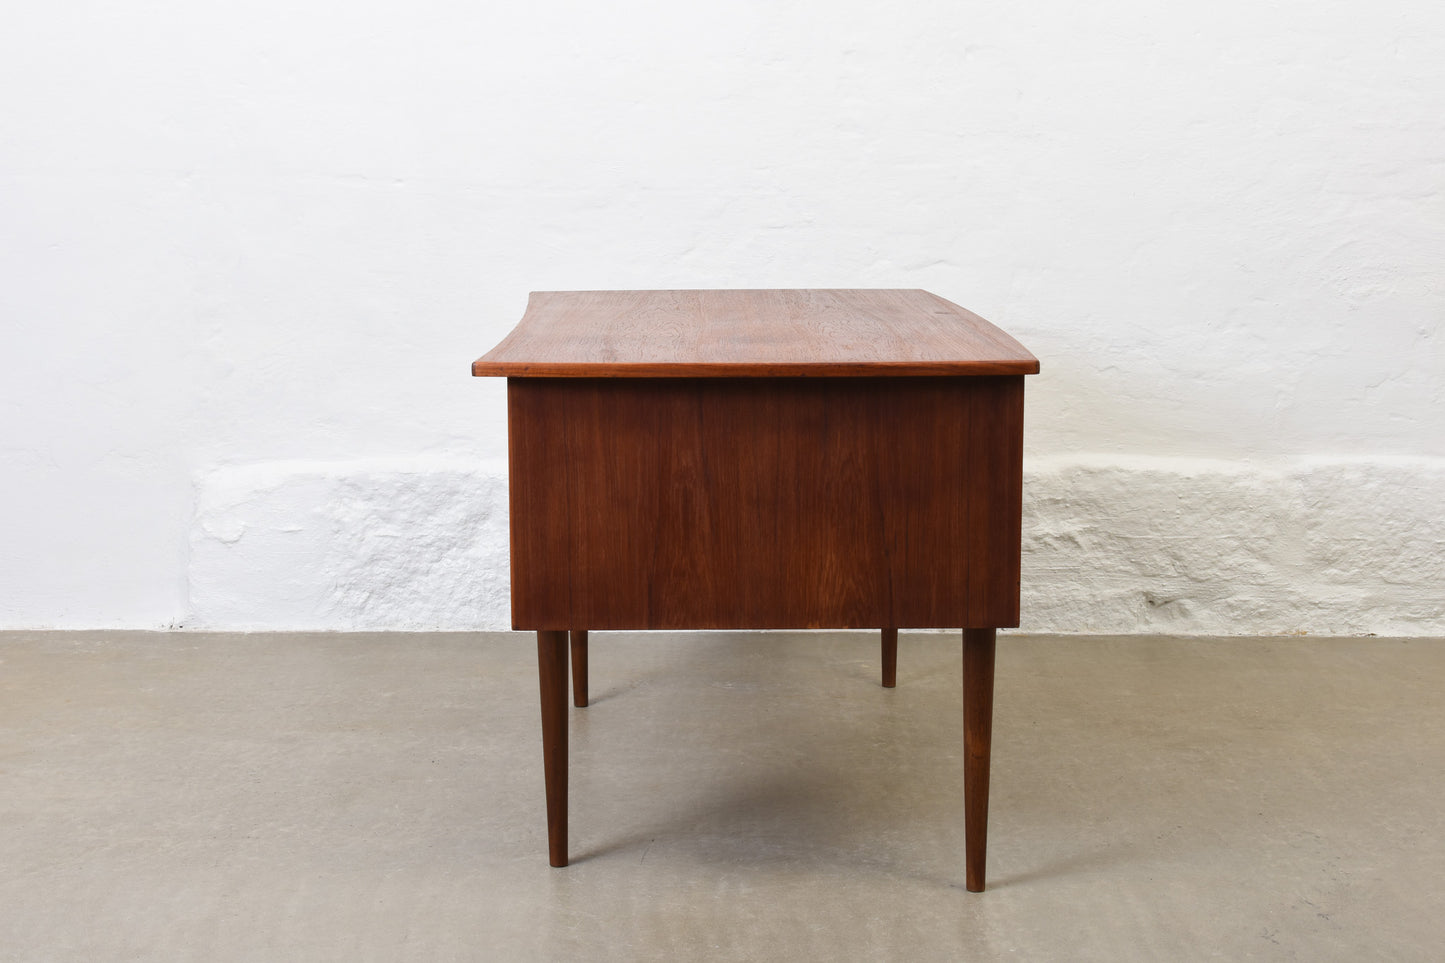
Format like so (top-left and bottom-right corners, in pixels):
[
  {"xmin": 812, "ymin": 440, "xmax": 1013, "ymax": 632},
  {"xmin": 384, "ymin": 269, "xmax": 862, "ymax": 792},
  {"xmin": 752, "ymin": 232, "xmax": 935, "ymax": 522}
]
[
  {"xmin": 4, "ymin": 1, "xmax": 1443, "ymax": 631},
  {"xmin": 1022, "ymin": 456, "xmax": 1445, "ymax": 636},
  {"xmin": 191, "ymin": 459, "xmax": 510, "ymax": 631},
  {"xmin": 188, "ymin": 456, "xmax": 1445, "ymax": 635}
]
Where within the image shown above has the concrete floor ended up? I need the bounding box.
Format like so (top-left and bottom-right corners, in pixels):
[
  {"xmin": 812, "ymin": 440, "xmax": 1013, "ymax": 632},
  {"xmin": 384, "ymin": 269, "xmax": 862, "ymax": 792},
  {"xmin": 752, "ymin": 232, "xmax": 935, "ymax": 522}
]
[{"xmin": 1, "ymin": 631, "xmax": 1441, "ymax": 961}]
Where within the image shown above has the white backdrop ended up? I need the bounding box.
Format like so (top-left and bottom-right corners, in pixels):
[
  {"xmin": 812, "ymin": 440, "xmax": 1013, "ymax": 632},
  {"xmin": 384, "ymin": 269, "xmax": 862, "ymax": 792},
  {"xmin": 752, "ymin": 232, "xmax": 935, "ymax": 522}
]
[{"xmin": 3, "ymin": 1, "xmax": 1442, "ymax": 632}]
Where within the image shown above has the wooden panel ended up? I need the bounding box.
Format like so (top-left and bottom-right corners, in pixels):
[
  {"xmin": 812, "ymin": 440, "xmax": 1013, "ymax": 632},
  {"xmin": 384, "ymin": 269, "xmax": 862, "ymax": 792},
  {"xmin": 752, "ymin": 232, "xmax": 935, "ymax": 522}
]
[
  {"xmin": 506, "ymin": 381, "xmax": 572, "ymax": 628},
  {"xmin": 966, "ymin": 376, "xmax": 1025, "ymax": 626},
  {"xmin": 876, "ymin": 381, "xmax": 976, "ymax": 626},
  {"xmin": 474, "ymin": 290, "xmax": 1040, "ymax": 378},
  {"xmin": 507, "ymin": 376, "xmax": 1025, "ymax": 630}
]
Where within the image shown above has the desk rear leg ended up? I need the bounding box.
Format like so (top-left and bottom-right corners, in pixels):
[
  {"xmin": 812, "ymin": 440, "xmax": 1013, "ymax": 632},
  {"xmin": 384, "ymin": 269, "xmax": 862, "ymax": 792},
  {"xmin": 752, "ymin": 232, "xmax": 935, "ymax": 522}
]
[
  {"xmin": 881, "ymin": 627, "xmax": 898, "ymax": 687},
  {"xmin": 963, "ymin": 628, "xmax": 996, "ymax": 892},
  {"xmin": 537, "ymin": 630, "xmax": 569, "ymax": 867},
  {"xmin": 570, "ymin": 630, "xmax": 589, "ymax": 707}
]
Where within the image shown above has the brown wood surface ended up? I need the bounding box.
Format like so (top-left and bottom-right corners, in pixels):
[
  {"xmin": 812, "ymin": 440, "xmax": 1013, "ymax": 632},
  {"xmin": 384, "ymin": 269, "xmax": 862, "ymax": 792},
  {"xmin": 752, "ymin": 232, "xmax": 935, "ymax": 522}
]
[
  {"xmin": 507, "ymin": 376, "xmax": 1025, "ymax": 631},
  {"xmin": 473, "ymin": 290, "xmax": 1039, "ymax": 378},
  {"xmin": 963, "ymin": 628, "xmax": 996, "ymax": 893}
]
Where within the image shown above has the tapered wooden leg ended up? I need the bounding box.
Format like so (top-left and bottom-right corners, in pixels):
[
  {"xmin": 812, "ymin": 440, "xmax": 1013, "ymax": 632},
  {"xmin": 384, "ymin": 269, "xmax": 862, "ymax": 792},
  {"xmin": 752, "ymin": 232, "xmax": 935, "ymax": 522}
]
[
  {"xmin": 881, "ymin": 627, "xmax": 898, "ymax": 688},
  {"xmin": 963, "ymin": 628, "xmax": 996, "ymax": 892},
  {"xmin": 537, "ymin": 630, "xmax": 568, "ymax": 867},
  {"xmin": 570, "ymin": 630, "xmax": 589, "ymax": 708}
]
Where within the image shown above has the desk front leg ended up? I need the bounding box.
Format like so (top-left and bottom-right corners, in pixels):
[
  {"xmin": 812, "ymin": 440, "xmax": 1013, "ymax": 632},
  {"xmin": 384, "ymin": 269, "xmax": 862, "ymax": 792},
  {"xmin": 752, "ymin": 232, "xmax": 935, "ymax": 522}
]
[
  {"xmin": 963, "ymin": 628, "xmax": 996, "ymax": 892},
  {"xmin": 537, "ymin": 630, "xmax": 569, "ymax": 867}
]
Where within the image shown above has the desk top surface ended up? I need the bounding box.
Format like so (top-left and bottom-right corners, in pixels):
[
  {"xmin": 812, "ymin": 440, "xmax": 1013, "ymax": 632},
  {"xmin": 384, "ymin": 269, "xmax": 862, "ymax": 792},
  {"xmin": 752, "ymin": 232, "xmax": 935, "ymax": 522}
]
[{"xmin": 472, "ymin": 289, "xmax": 1039, "ymax": 378}]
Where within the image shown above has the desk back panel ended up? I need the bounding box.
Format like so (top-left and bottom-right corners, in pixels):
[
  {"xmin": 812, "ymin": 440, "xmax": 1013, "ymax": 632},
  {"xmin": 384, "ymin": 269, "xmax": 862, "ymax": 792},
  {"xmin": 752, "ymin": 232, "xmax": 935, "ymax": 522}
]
[{"xmin": 506, "ymin": 376, "xmax": 1024, "ymax": 631}]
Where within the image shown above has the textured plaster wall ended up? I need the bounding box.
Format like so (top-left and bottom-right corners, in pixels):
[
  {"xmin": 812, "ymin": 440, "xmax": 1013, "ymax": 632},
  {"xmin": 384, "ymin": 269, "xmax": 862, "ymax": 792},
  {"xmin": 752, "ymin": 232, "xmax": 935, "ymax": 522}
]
[
  {"xmin": 186, "ymin": 455, "xmax": 1445, "ymax": 635},
  {"xmin": 3, "ymin": 1, "xmax": 1443, "ymax": 632}
]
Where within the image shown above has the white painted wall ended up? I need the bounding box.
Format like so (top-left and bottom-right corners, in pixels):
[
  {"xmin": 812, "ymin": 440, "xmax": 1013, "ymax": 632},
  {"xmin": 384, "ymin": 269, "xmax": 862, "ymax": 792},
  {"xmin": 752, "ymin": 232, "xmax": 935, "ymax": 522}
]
[{"xmin": 3, "ymin": 1, "xmax": 1442, "ymax": 633}]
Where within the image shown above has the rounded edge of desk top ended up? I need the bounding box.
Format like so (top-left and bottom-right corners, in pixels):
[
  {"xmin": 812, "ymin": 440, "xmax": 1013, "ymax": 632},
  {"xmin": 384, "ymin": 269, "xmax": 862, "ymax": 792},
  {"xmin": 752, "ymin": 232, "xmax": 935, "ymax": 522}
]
[
  {"xmin": 471, "ymin": 289, "xmax": 1041, "ymax": 378},
  {"xmin": 471, "ymin": 359, "xmax": 1041, "ymax": 377}
]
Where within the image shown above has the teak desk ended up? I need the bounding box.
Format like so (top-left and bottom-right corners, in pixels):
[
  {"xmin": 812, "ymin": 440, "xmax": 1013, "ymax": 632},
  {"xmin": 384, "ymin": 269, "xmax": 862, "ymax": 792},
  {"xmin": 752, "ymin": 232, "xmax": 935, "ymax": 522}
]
[{"xmin": 472, "ymin": 289, "xmax": 1038, "ymax": 892}]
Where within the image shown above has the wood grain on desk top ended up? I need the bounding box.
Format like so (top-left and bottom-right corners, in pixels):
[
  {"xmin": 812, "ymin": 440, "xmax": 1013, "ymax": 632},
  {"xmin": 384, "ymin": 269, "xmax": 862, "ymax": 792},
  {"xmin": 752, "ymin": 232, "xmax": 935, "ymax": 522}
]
[{"xmin": 471, "ymin": 289, "xmax": 1039, "ymax": 377}]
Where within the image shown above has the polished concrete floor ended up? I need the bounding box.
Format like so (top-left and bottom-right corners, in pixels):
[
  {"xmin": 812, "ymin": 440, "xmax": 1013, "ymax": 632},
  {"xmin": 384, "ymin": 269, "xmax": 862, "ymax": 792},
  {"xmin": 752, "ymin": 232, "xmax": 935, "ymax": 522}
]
[{"xmin": 1, "ymin": 631, "xmax": 1441, "ymax": 961}]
